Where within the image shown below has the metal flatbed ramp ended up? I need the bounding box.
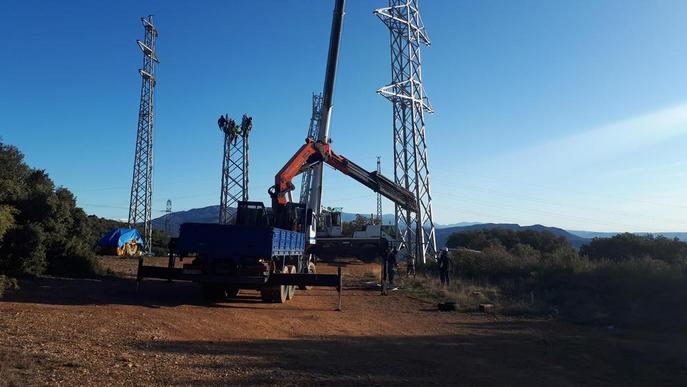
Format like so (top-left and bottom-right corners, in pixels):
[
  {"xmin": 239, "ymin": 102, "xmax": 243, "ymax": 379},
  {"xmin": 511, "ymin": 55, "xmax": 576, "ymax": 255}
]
[{"xmin": 136, "ymin": 262, "xmax": 344, "ymax": 310}]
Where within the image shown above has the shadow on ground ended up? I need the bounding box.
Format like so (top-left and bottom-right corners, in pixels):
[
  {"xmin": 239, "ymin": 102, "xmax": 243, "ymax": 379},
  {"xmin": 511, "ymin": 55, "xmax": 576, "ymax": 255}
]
[
  {"xmin": 131, "ymin": 329, "xmax": 687, "ymax": 387},
  {"xmin": 0, "ymin": 273, "xmax": 373, "ymax": 310}
]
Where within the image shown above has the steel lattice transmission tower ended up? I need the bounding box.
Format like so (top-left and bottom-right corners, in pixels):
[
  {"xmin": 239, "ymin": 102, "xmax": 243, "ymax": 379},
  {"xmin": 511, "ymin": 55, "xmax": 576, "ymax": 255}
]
[
  {"xmin": 128, "ymin": 15, "xmax": 159, "ymax": 254},
  {"xmin": 218, "ymin": 114, "xmax": 252, "ymax": 224},
  {"xmin": 375, "ymin": 0, "xmax": 436, "ymax": 263},
  {"xmin": 376, "ymin": 156, "xmax": 383, "ymax": 223},
  {"xmin": 299, "ymin": 93, "xmax": 324, "ymax": 204}
]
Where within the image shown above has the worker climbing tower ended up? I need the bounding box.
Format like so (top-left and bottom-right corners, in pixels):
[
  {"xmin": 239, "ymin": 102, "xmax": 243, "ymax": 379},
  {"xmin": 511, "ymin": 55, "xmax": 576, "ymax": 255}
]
[
  {"xmin": 128, "ymin": 15, "xmax": 159, "ymax": 254},
  {"xmin": 376, "ymin": 156, "xmax": 383, "ymax": 224},
  {"xmin": 299, "ymin": 93, "xmax": 324, "ymax": 205},
  {"xmin": 218, "ymin": 114, "xmax": 252, "ymax": 224},
  {"xmin": 375, "ymin": 0, "xmax": 436, "ymax": 263}
]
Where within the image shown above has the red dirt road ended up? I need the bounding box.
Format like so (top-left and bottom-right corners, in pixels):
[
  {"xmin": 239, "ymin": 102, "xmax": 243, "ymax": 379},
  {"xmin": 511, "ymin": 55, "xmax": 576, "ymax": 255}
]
[{"xmin": 1, "ymin": 257, "xmax": 685, "ymax": 386}]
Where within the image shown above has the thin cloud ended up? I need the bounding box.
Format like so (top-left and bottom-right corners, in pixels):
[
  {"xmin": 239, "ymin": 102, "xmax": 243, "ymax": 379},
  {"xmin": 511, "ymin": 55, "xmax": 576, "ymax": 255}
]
[{"xmin": 500, "ymin": 102, "xmax": 687, "ymax": 174}]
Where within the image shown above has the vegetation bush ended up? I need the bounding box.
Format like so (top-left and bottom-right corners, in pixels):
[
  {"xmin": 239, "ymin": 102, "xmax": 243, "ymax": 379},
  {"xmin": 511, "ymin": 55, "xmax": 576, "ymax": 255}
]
[
  {"xmin": 446, "ymin": 228, "xmax": 568, "ymax": 254},
  {"xmin": 0, "ymin": 141, "xmax": 101, "ymax": 277},
  {"xmin": 0, "ymin": 274, "xmax": 18, "ymax": 297},
  {"xmin": 580, "ymin": 233, "xmax": 687, "ymax": 264},
  {"xmin": 428, "ymin": 229, "xmax": 687, "ymax": 328}
]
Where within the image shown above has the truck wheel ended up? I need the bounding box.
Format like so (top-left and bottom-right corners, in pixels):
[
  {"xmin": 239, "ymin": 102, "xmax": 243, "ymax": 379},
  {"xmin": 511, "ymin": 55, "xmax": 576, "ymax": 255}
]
[
  {"xmin": 260, "ymin": 285, "xmax": 286, "ymax": 303},
  {"xmin": 201, "ymin": 284, "xmax": 226, "ymax": 300},
  {"xmin": 225, "ymin": 287, "xmax": 239, "ymax": 298},
  {"xmin": 298, "ymin": 262, "xmax": 316, "ymax": 290},
  {"xmin": 260, "ymin": 266, "xmax": 290, "ymax": 303},
  {"xmin": 286, "ymin": 266, "xmax": 296, "ymax": 300},
  {"xmin": 260, "ymin": 287, "xmax": 272, "ymax": 302}
]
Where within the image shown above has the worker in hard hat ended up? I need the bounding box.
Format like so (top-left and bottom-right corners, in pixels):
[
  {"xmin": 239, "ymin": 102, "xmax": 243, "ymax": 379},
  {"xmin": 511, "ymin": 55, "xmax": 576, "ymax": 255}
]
[
  {"xmin": 241, "ymin": 114, "xmax": 253, "ymax": 137},
  {"xmin": 218, "ymin": 115, "xmax": 228, "ymax": 131},
  {"xmin": 232, "ymin": 119, "xmax": 242, "ymax": 143},
  {"xmin": 438, "ymin": 247, "xmax": 451, "ymax": 287}
]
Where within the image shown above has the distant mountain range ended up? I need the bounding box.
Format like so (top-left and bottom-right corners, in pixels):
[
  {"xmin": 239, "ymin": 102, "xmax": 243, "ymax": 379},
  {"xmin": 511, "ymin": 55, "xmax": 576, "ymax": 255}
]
[
  {"xmin": 153, "ymin": 206, "xmax": 492, "ymax": 237},
  {"xmin": 435, "ymin": 223, "xmax": 590, "ymax": 248},
  {"xmin": 152, "ymin": 205, "xmax": 224, "ymax": 236},
  {"xmin": 568, "ymin": 230, "xmax": 687, "ymax": 241},
  {"xmin": 151, "ymin": 205, "xmax": 687, "ymax": 247}
]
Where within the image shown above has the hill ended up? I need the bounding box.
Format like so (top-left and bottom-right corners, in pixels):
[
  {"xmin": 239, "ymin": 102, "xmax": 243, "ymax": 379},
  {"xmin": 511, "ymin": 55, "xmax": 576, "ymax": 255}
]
[
  {"xmin": 435, "ymin": 223, "xmax": 590, "ymax": 249},
  {"xmin": 154, "ymin": 206, "xmax": 686, "ymax": 249},
  {"xmin": 152, "ymin": 207, "xmax": 587, "ymax": 247},
  {"xmin": 153, "ymin": 205, "xmax": 482, "ymax": 236},
  {"xmin": 568, "ymin": 230, "xmax": 687, "ymax": 241},
  {"xmin": 153, "ymin": 206, "xmax": 395, "ymax": 236},
  {"xmin": 152, "ymin": 205, "xmax": 226, "ymax": 236}
]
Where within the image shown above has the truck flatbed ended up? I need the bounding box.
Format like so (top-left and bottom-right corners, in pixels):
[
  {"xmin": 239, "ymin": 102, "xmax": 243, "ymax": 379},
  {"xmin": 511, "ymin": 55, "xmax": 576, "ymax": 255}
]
[
  {"xmin": 136, "ymin": 219, "xmax": 342, "ymax": 308},
  {"xmin": 175, "ymin": 222, "xmax": 305, "ymax": 259}
]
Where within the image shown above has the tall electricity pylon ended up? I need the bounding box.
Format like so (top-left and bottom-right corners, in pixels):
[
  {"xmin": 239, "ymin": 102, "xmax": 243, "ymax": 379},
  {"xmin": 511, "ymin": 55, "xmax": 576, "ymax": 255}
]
[
  {"xmin": 128, "ymin": 15, "xmax": 159, "ymax": 254},
  {"xmin": 218, "ymin": 114, "xmax": 252, "ymax": 224},
  {"xmin": 299, "ymin": 93, "xmax": 324, "ymax": 205},
  {"xmin": 376, "ymin": 156, "xmax": 383, "ymax": 224},
  {"xmin": 375, "ymin": 0, "xmax": 436, "ymax": 263}
]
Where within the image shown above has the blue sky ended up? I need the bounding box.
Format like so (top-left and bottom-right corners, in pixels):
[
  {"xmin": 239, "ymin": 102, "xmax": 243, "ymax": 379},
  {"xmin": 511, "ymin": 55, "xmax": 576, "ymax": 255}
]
[{"xmin": 3, "ymin": 0, "xmax": 687, "ymax": 232}]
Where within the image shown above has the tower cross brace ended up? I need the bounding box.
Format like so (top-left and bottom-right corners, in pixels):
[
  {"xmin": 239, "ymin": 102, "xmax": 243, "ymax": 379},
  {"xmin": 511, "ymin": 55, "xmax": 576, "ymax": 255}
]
[
  {"xmin": 128, "ymin": 15, "xmax": 159, "ymax": 254},
  {"xmin": 375, "ymin": 0, "xmax": 437, "ymax": 263},
  {"xmin": 219, "ymin": 114, "xmax": 252, "ymax": 224},
  {"xmin": 299, "ymin": 93, "xmax": 324, "ymax": 205}
]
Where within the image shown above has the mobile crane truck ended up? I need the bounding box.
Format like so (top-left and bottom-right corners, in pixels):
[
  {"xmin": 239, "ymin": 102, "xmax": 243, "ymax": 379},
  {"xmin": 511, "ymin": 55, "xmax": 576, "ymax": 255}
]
[{"xmin": 136, "ymin": 0, "xmax": 417, "ymax": 305}]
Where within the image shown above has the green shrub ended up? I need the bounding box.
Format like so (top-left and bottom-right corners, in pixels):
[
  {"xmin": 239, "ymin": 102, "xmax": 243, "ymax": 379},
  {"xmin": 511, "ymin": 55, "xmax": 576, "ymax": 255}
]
[
  {"xmin": 447, "ymin": 228, "xmax": 569, "ymax": 255},
  {"xmin": 581, "ymin": 233, "xmax": 687, "ymax": 264},
  {"xmin": 0, "ymin": 223, "xmax": 47, "ymax": 276},
  {"xmin": 0, "ymin": 141, "xmax": 103, "ymax": 277},
  {"xmin": 0, "ymin": 275, "xmax": 18, "ymax": 297},
  {"xmin": 428, "ymin": 232, "xmax": 687, "ymax": 327}
]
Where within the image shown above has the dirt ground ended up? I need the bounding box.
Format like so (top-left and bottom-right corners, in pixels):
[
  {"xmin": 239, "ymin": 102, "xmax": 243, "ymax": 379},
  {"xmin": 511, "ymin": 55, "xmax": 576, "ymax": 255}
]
[{"xmin": 1, "ymin": 257, "xmax": 686, "ymax": 386}]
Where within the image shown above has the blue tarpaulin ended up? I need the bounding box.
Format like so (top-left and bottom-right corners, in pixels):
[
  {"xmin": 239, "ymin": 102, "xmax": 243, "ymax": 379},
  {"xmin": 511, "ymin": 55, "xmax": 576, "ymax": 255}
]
[{"xmin": 98, "ymin": 228, "xmax": 144, "ymax": 248}]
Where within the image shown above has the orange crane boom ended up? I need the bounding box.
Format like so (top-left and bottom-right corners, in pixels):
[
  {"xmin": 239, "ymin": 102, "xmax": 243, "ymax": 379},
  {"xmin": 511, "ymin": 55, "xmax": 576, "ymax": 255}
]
[{"xmin": 269, "ymin": 138, "xmax": 418, "ymax": 217}]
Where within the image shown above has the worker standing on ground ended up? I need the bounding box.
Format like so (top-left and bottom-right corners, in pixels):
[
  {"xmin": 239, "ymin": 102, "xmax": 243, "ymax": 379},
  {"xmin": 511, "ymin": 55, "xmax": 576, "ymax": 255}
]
[
  {"xmin": 387, "ymin": 245, "xmax": 398, "ymax": 287},
  {"xmin": 381, "ymin": 244, "xmax": 390, "ymax": 295},
  {"xmin": 438, "ymin": 247, "xmax": 451, "ymax": 287},
  {"xmin": 406, "ymin": 255, "xmax": 416, "ymax": 278}
]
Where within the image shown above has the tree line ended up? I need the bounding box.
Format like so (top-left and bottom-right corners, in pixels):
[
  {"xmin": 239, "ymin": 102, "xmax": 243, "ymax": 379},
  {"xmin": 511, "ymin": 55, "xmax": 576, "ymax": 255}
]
[
  {"xmin": 0, "ymin": 141, "xmax": 171, "ymax": 279},
  {"xmin": 446, "ymin": 227, "xmax": 687, "ymax": 265},
  {"xmin": 0, "ymin": 141, "xmax": 99, "ymax": 277},
  {"xmin": 439, "ymin": 228, "xmax": 687, "ymax": 327}
]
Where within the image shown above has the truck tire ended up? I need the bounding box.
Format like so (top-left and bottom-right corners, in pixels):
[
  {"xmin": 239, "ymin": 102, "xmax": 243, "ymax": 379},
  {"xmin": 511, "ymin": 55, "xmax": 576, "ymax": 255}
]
[
  {"xmin": 261, "ymin": 266, "xmax": 289, "ymax": 303},
  {"xmin": 298, "ymin": 261, "xmax": 316, "ymax": 290},
  {"xmin": 225, "ymin": 287, "xmax": 239, "ymax": 298},
  {"xmin": 260, "ymin": 285, "xmax": 286, "ymax": 303},
  {"xmin": 286, "ymin": 266, "xmax": 296, "ymax": 300},
  {"xmin": 201, "ymin": 283, "xmax": 226, "ymax": 300}
]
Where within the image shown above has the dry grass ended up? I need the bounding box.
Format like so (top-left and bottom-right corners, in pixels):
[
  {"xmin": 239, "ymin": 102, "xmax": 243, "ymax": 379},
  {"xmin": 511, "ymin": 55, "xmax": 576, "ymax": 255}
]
[{"xmin": 399, "ymin": 274, "xmax": 505, "ymax": 312}]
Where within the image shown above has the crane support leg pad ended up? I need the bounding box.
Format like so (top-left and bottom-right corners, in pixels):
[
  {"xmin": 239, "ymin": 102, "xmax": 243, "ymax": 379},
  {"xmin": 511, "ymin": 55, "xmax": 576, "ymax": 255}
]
[
  {"xmin": 268, "ymin": 273, "xmax": 340, "ymax": 288},
  {"xmin": 137, "ymin": 265, "xmax": 184, "ymax": 281},
  {"xmin": 136, "ymin": 265, "xmax": 269, "ymax": 285}
]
